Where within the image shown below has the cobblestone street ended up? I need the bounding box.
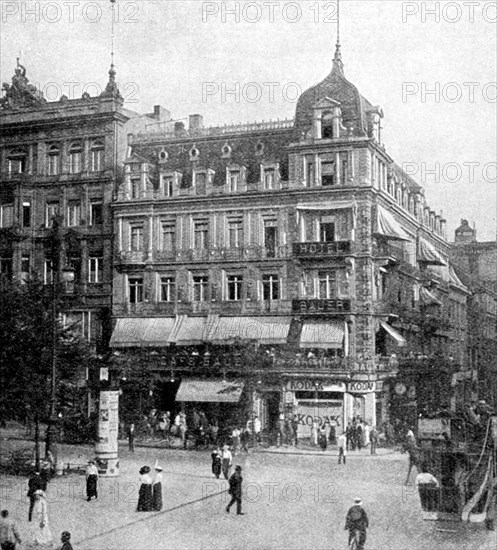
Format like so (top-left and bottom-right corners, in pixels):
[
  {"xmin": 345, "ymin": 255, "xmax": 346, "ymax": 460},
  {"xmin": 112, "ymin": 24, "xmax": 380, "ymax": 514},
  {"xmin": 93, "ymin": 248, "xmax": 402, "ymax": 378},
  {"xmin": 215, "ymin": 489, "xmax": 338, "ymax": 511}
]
[{"xmin": 1, "ymin": 440, "xmax": 495, "ymax": 549}]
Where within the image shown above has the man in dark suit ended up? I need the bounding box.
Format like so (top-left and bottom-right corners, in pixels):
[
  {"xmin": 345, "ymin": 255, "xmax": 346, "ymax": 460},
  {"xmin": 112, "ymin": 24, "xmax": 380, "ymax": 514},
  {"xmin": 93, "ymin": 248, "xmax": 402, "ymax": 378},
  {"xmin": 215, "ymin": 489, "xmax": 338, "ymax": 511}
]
[
  {"xmin": 226, "ymin": 465, "xmax": 244, "ymax": 515},
  {"xmin": 27, "ymin": 471, "xmax": 43, "ymax": 522}
]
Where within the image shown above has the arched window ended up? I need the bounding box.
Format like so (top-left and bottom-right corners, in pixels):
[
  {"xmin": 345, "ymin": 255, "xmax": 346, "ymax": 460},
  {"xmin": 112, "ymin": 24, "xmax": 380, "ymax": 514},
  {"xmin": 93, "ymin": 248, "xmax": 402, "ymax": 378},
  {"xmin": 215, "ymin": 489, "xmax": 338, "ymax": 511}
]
[
  {"xmin": 47, "ymin": 145, "xmax": 60, "ymax": 176},
  {"xmin": 68, "ymin": 142, "xmax": 83, "ymax": 174},
  {"xmin": 8, "ymin": 149, "xmax": 27, "ymax": 175},
  {"xmin": 90, "ymin": 141, "xmax": 104, "ymax": 172},
  {"xmin": 321, "ymin": 111, "xmax": 334, "ymax": 139}
]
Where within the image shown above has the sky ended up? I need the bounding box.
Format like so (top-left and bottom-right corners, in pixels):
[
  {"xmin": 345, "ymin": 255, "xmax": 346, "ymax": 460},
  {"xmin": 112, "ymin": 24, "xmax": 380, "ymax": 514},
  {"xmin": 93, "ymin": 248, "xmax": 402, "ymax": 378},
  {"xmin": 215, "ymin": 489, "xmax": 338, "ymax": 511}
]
[{"xmin": 1, "ymin": 0, "xmax": 496, "ymax": 241}]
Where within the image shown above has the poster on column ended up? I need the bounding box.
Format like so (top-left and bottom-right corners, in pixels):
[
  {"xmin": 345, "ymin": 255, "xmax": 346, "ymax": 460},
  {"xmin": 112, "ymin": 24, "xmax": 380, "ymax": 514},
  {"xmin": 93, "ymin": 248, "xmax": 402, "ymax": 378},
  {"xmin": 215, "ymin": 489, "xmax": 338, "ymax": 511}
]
[
  {"xmin": 96, "ymin": 391, "xmax": 119, "ymax": 454},
  {"xmin": 295, "ymin": 400, "xmax": 343, "ymax": 438}
]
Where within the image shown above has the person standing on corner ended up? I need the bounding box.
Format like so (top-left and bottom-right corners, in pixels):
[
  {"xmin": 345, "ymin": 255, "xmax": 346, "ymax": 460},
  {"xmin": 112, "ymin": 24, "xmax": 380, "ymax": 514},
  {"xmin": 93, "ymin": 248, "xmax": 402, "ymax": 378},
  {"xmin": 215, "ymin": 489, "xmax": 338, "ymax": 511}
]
[
  {"xmin": 221, "ymin": 444, "xmax": 233, "ymax": 480},
  {"xmin": 27, "ymin": 471, "xmax": 43, "ymax": 522},
  {"xmin": 338, "ymin": 430, "xmax": 347, "ymax": 465},
  {"xmin": 128, "ymin": 423, "xmax": 135, "ymax": 452},
  {"xmin": 85, "ymin": 460, "xmax": 99, "ymax": 501},
  {"xmin": 226, "ymin": 465, "xmax": 244, "ymax": 515},
  {"xmin": 211, "ymin": 446, "xmax": 222, "ymax": 479},
  {"xmin": 152, "ymin": 461, "xmax": 163, "ymax": 512}
]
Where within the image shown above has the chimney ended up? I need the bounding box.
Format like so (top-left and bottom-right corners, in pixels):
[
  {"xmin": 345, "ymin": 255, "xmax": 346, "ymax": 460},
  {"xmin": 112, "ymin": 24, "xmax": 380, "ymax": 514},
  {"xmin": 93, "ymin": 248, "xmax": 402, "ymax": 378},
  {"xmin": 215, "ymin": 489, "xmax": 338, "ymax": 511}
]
[
  {"xmin": 153, "ymin": 105, "xmax": 171, "ymax": 121},
  {"xmin": 174, "ymin": 121, "xmax": 185, "ymax": 136},
  {"xmin": 189, "ymin": 114, "xmax": 203, "ymax": 131}
]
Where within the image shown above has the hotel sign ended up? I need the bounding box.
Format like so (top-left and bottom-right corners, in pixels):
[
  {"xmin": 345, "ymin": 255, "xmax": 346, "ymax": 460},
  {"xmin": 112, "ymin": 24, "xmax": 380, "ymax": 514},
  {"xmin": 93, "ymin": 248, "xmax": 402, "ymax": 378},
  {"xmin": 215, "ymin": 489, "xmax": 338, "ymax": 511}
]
[
  {"xmin": 293, "ymin": 241, "xmax": 351, "ymax": 257},
  {"xmin": 292, "ymin": 299, "xmax": 351, "ymax": 313}
]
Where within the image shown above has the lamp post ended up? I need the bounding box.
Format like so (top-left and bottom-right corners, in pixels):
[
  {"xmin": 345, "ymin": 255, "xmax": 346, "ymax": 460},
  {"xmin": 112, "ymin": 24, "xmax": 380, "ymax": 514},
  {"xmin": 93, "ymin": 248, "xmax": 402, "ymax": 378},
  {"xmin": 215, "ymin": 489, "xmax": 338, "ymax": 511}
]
[{"xmin": 45, "ymin": 215, "xmax": 75, "ymax": 464}]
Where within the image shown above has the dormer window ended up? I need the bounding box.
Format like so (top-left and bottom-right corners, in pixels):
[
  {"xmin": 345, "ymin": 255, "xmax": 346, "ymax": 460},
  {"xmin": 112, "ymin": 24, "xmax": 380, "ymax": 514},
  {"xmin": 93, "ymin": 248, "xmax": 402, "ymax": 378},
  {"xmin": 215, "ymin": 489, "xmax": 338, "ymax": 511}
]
[
  {"xmin": 322, "ymin": 111, "xmax": 334, "ymax": 139},
  {"xmin": 221, "ymin": 144, "xmax": 232, "ymax": 158},
  {"xmin": 130, "ymin": 178, "xmax": 141, "ymax": 199},
  {"xmin": 261, "ymin": 164, "xmax": 280, "ymax": 190},
  {"xmin": 160, "ymin": 174, "xmax": 174, "ymax": 197},
  {"xmin": 68, "ymin": 142, "xmax": 83, "ymax": 174},
  {"xmin": 229, "ymin": 170, "xmax": 240, "ymax": 192},
  {"xmin": 193, "ymin": 168, "xmax": 214, "ymax": 195},
  {"xmin": 264, "ymin": 168, "xmax": 275, "ymax": 190}
]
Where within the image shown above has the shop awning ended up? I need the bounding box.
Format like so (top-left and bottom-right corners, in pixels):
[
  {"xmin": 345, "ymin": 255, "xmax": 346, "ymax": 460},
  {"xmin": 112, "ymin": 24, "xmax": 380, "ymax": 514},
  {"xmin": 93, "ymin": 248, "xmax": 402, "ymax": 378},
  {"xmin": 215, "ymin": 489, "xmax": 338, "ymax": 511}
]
[
  {"xmin": 449, "ymin": 266, "xmax": 468, "ymax": 291},
  {"xmin": 170, "ymin": 316, "xmax": 208, "ymax": 345},
  {"xmin": 419, "ymin": 286, "xmax": 442, "ymax": 306},
  {"xmin": 299, "ymin": 321, "xmax": 345, "ymax": 349},
  {"xmin": 379, "ymin": 321, "xmax": 407, "ymax": 347},
  {"xmin": 418, "ymin": 237, "xmax": 447, "ymax": 265},
  {"xmin": 208, "ymin": 316, "xmax": 292, "ymax": 345},
  {"xmin": 175, "ymin": 378, "xmax": 245, "ymax": 403},
  {"xmin": 375, "ymin": 206, "xmax": 411, "ymax": 241},
  {"xmin": 110, "ymin": 317, "xmax": 176, "ymax": 348}
]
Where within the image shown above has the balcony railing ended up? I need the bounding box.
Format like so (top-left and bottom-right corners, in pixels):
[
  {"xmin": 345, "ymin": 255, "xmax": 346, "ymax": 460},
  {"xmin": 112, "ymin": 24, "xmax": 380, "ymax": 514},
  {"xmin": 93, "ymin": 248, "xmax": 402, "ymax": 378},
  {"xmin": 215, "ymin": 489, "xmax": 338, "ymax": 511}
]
[
  {"xmin": 152, "ymin": 245, "xmax": 292, "ymax": 263},
  {"xmin": 269, "ymin": 355, "xmax": 398, "ymax": 373},
  {"xmin": 292, "ymin": 241, "xmax": 353, "ymax": 258},
  {"xmin": 116, "ymin": 251, "xmax": 148, "ymax": 263}
]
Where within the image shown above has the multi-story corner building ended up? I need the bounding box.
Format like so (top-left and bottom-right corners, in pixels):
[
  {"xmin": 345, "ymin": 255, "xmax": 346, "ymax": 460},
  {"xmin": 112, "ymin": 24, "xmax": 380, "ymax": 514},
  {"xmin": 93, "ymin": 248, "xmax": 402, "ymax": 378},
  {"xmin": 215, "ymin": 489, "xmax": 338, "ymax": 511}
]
[
  {"xmin": 450, "ymin": 221, "xmax": 497, "ymax": 406},
  {"xmin": 110, "ymin": 46, "xmax": 469, "ymax": 436},
  {"xmin": 0, "ymin": 59, "xmax": 157, "ymax": 352}
]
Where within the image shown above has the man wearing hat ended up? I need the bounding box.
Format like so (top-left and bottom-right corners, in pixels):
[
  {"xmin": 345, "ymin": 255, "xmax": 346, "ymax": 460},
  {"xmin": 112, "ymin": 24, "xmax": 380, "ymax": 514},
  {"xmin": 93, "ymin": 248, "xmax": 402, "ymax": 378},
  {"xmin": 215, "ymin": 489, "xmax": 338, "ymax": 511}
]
[
  {"xmin": 226, "ymin": 465, "xmax": 244, "ymax": 515},
  {"xmin": 344, "ymin": 497, "xmax": 369, "ymax": 550}
]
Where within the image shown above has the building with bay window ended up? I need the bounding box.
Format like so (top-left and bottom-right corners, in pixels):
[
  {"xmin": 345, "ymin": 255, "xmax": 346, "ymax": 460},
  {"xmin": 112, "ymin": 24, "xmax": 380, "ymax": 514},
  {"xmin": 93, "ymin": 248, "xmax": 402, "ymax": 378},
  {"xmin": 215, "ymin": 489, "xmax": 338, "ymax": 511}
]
[{"xmin": 110, "ymin": 45, "xmax": 469, "ymax": 436}]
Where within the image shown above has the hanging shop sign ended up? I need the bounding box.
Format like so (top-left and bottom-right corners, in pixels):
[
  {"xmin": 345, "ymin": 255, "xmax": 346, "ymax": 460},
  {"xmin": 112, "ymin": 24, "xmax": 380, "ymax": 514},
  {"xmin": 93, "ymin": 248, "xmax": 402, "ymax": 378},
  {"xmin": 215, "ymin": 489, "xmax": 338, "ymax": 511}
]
[
  {"xmin": 286, "ymin": 380, "xmax": 346, "ymax": 392},
  {"xmin": 348, "ymin": 381, "xmax": 376, "ymax": 393},
  {"xmin": 292, "ymin": 298, "xmax": 351, "ymax": 313}
]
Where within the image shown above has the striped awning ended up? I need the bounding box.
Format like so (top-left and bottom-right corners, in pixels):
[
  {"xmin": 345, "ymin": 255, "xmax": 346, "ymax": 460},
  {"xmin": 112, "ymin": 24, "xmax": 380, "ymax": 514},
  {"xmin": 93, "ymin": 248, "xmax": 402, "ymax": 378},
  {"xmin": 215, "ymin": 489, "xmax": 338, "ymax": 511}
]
[
  {"xmin": 299, "ymin": 321, "xmax": 345, "ymax": 349},
  {"xmin": 375, "ymin": 206, "xmax": 411, "ymax": 241},
  {"xmin": 418, "ymin": 237, "xmax": 447, "ymax": 265},
  {"xmin": 419, "ymin": 287, "xmax": 442, "ymax": 306},
  {"xmin": 110, "ymin": 317, "xmax": 176, "ymax": 348},
  {"xmin": 296, "ymin": 201, "xmax": 355, "ymax": 211},
  {"xmin": 208, "ymin": 316, "xmax": 291, "ymax": 345},
  {"xmin": 170, "ymin": 316, "xmax": 209, "ymax": 346},
  {"xmin": 380, "ymin": 321, "xmax": 407, "ymax": 347},
  {"xmin": 175, "ymin": 378, "xmax": 245, "ymax": 403}
]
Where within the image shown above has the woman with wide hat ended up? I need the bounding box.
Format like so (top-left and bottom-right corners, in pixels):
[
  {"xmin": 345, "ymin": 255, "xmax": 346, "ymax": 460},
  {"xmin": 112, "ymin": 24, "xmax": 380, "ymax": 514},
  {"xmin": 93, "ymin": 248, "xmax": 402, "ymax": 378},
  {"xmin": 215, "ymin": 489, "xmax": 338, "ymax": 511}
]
[
  {"xmin": 136, "ymin": 466, "xmax": 153, "ymax": 511},
  {"xmin": 152, "ymin": 460, "xmax": 163, "ymax": 511}
]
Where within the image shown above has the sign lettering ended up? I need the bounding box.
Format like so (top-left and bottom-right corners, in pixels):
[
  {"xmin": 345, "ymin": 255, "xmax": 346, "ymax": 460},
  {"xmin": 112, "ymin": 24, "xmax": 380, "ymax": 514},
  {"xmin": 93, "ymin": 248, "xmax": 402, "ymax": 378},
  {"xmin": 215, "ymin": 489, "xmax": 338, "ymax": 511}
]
[{"xmin": 348, "ymin": 381, "xmax": 376, "ymax": 393}]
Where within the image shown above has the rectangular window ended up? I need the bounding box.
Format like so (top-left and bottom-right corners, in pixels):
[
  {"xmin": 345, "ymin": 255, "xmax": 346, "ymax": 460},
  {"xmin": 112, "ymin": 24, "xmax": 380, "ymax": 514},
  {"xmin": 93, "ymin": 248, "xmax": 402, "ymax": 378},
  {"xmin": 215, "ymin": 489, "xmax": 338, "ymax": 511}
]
[
  {"xmin": 306, "ymin": 161, "xmax": 315, "ymax": 186},
  {"xmin": 0, "ymin": 204, "xmax": 14, "ymax": 228},
  {"xmin": 319, "ymin": 220, "xmax": 335, "ymax": 242},
  {"xmin": 88, "ymin": 256, "xmax": 103, "ymax": 283},
  {"xmin": 318, "ymin": 271, "xmax": 337, "ymax": 299},
  {"xmin": 228, "ymin": 219, "xmax": 243, "ymax": 248},
  {"xmin": 130, "ymin": 225, "xmax": 144, "ymax": 251},
  {"xmin": 340, "ymin": 157, "xmax": 348, "ymax": 184},
  {"xmin": 68, "ymin": 253, "xmax": 81, "ymax": 284},
  {"xmin": 193, "ymin": 275, "xmax": 208, "ymax": 302},
  {"xmin": 46, "ymin": 202, "xmax": 59, "ymax": 227},
  {"xmin": 129, "ymin": 277, "xmax": 144, "ymax": 304},
  {"xmin": 228, "ymin": 170, "xmax": 240, "ymax": 192},
  {"xmin": 263, "ymin": 274, "xmax": 280, "ymax": 301},
  {"xmin": 194, "ymin": 221, "xmax": 209, "ymax": 249},
  {"xmin": 161, "ymin": 222, "xmax": 176, "ymax": 251},
  {"xmin": 8, "ymin": 157, "xmax": 26, "ymax": 175},
  {"xmin": 131, "ymin": 179, "xmax": 141, "ymax": 199},
  {"xmin": 90, "ymin": 148, "xmax": 104, "ymax": 172},
  {"xmin": 69, "ymin": 151, "xmax": 82, "ymax": 174},
  {"xmin": 263, "ymin": 168, "xmax": 275, "ymax": 190},
  {"xmin": 90, "ymin": 202, "xmax": 103, "ymax": 225},
  {"xmin": 321, "ymin": 161, "xmax": 336, "ymax": 186},
  {"xmin": 227, "ymin": 274, "xmax": 243, "ymax": 301},
  {"xmin": 160, "ymin": 276, "xmax": 176, "ymax": 302},
  {"xmin": 44, "ymin": 259, "xmax": 53, "ymax": 285},
  {"xmin": 48, "ymin": 153, "xmax": 59, "ymax": 176},
  {"xmin": 22, "ymin": 201, "xmax": 31, "ymax": 228},
  {"xmin": 264, "ymin": 224, "xmax": 278, "ymax": 258},
  {"xmin": 66, "ymin": 201, "xmax": 81, "ymax": 227}
]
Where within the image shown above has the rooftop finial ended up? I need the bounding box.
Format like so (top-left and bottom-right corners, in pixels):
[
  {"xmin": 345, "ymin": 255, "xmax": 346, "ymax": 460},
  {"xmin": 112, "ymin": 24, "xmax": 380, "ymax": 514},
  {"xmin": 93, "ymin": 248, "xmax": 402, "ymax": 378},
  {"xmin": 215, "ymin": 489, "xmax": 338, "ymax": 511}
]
[
  {"xmin": 333, "ymin": 0, "xmax": 344, "ymax": 75},
  {"xmin": 101, "ymin": 0, "xmax": 122, "ymax": 100}
]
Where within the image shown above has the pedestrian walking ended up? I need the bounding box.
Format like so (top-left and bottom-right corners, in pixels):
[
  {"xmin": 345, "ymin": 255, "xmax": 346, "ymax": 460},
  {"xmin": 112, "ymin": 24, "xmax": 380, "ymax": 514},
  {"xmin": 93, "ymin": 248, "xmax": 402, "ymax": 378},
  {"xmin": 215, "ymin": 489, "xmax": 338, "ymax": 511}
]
[
  {"xmin": 328, "ymin": 424, "xmax": 336, "ymax": 445},
  {"xmin": 311, "ymin": 420, "xmax": 318, "ymax": 446},
  {"xmin": 136, "ymin": 466, "xmax": 153, "ymax": 511},
  {"xmin": 0, "ymin": 510, "xmax": 22, "ymax": 550},
  {"xmin": 291, "ymin": 415, "xmax": 299, "ymax": 446},
  {"xmin": 59, "ymin": 531, "xmax": 74, "ymax": 550},
  {"xmin": 231, "ymin": 427, "xmax": 241, "ymax": 454},
  {"xmin": 85, "ymin": 460, "xmax": 99, "ymax": 501},
  {"xmin": 253, "ymin": 416, "xmax": 261, "ymax": 443},
  {"xmin": 128, "ymin": 423, "xmax": 135, "ymax": 452},
  {"xmin": 345, "ymin": 497, "xmax": 369, "ymax": 550},
  {"xmin": 370, "ymin": 426, "xmax": 378, "ymax": 455},
  {"xmin": 32, "ymin": 490, "xmax": 53, "ymax": 547},
  {"xmin": 211, "ymin": 447, "xmax": 222, "ymax": 478},
  {"xmin": 356, "ymin": 423, "xmax": 363, "ymax": 451},
  {"xmin": 221, "ymin": 445, "xmax": 232, "ymax": 480},
  {"xmin": 240, "ymin": 428, "xmax": 250, "ymax": 453},
  {"xmin": 338, "ymin": 431, "xmax": 347, "ymax": 465},
  {"xmin": 152, "ymin": 461, "xmax": 163, "ymax": 512},
  {"xmin": 27, "ymin": 471, "xmax": 44, "ymax": 522},
  {"xmin": 226, "ymin": 466, "xmax": 244, "ymax": 515},
  {"xmin": 318, "ymin": 425, "xmax": 328, "ymax": 451}
]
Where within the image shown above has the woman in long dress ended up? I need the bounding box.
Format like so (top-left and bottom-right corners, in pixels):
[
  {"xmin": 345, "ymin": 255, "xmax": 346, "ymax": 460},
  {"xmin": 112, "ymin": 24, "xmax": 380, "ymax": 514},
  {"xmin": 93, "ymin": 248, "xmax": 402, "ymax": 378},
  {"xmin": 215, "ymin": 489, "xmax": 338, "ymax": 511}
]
[
  {"xmin": 152, "ymin": 461, "xmax": 163, "ymax": 511},
  {"xmin": 136, "ymin": 466, "xmax": 153, "ymax": 511},
  {"xmin": 32, "ymin": 489, "xmax": 53, "ymax": 546},
  {"xmin": 86, "ymin": 459, "xmax": 99, "ymax": 501}
]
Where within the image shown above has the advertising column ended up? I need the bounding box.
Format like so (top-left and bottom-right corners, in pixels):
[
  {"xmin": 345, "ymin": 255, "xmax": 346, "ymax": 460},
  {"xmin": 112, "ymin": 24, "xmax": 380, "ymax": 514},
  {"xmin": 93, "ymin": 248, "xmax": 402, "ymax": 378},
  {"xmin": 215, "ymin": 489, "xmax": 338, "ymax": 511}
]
[{"xmin": 95, "ymin": 390, "xmax": 119, "ymax": 476}]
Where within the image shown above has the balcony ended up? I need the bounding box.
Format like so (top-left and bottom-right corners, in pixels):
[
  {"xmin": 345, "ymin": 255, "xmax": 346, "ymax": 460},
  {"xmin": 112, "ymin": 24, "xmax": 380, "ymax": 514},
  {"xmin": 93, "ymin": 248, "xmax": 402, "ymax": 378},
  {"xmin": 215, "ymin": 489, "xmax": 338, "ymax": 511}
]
[
  {"xmin": 292, "ymin": 241, "xmax": 353, "ymax": 259},
  {"xmin": 116, "ymin": 251, "xmax": 148, "ymax": 264},
  {"xmin": 153, "ymin": 245, "xmax": 292, "ymax": 264}
]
